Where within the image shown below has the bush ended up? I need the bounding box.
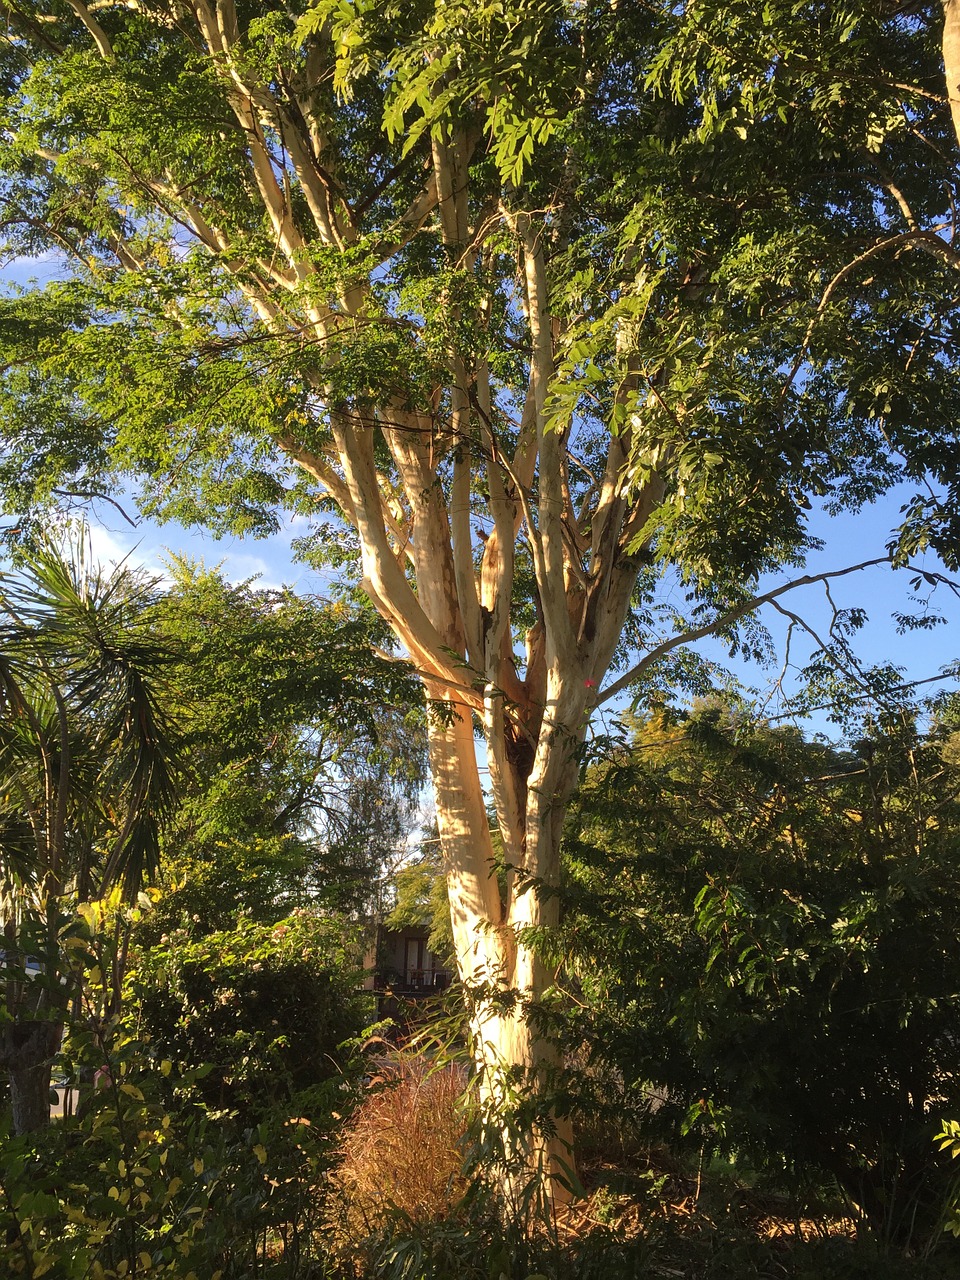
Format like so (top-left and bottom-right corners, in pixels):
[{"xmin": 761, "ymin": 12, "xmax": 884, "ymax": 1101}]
[
  {"xmin": 333, "ymin": 1052, "xmax": 469, "ymax": 1237},
  {"xmin": 0, "ymin": 1023, "xmax": 342, "ymax": 1279},
  {"xmin": 129, "ymin": 911, "xmax": 369, "ymax": 1123},
  {"xmin": 561, "ymin": 706, "xmax": 960, "ymax": 1250}
]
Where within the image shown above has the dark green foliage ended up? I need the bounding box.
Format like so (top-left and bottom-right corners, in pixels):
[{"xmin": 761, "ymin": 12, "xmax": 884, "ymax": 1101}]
[
  {"xmin": 141, "ymin": 560, "xmax": 425, "ymax": 933},
  {"xmin": 350, "ymin": 1206, "xmax": 651, "ymax": 1280},
  {"xmin": 0, "ymin": 1019, "xmax": 347, "ymax": 1279},
  {"xmin": 562, "ymin": 701, "xmax": 960, "ymax": 1248},
  {"xmin": 130, "ymin": 912, "xmax": 367, "ymax": 1122}
]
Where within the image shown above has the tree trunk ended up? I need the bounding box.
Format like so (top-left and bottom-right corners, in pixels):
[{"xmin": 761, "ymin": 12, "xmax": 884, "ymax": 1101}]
[
  {"xmin": 469, "ymin": 906, "xmax": 576, "ymax": 1210},
  {"xmin": 1, "ymin": 1022, "xmax": 60, "ymax": 1134},
  {"xmin": 471, "ymin": 960, "xmax": 575, "ymax": 1212},
  {"xmin": 944, "ymin": 0, "xmax": 960, "ymax": 149},
  {"xmin": 426, "ymin": 669, "xmax": 585, "ymax": 1208}
]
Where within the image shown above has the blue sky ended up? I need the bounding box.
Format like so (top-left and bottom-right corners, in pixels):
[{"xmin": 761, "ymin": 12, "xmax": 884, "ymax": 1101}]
[
  {"xmin": 83, "ymin": 500, "xmax": 318, "ymax": 593},
  {"xmin": 687, "ymin": 494, "xmax": 960, "ymax": 731}
]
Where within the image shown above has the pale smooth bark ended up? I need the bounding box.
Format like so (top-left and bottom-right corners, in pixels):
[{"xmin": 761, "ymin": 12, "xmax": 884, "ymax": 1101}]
[{"xmin": 944, "ymin": 0, "xmax": 960, "ymax": 148}]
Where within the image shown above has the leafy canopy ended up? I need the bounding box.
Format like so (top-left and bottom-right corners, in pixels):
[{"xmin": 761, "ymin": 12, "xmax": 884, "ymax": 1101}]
[
  {"xmin": 563, "ymin": 696, "xmax": 960, "ymax": 1244},
  {"xmin": 142, "ymin": 559, "xmax": 425, "ymax": 932},
  {"xmin": 0, "ymin": 0, "xmax": 956, "ymax": 595}
]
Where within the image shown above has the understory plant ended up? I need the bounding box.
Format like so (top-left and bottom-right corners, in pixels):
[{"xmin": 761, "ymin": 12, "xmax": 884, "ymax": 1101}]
[
  {"xmin": 561, "ymin": 699, "xmax": 960, "ymax": 1253},
  {"xmin": 0, "ymin": 1020, "xmax": 343, "ymax": 1279},
  {"xmin": 0, "ymin": 892, "xmax": 374, "ymax": 1278},
  {"xmin": 128, "ymin": 910, "xmax": 369, "ymax": 1125},
  {"xmin": 332, "ymin": 1052, "xmax": 468, "ymax": 1239}
]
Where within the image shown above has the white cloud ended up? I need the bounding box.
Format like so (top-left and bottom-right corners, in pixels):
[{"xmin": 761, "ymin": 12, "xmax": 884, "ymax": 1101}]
[
  {"xmin": 85, "ymin": 523, "xmax": 139, "ymax": 568},
  {"xmin": 84, "ymin": 516, "xmax": 306, "ymax": 593},
  {"xmin": 84, "ymin": 523, "xmax": 174, "ymax": 585},
  {"xmin": 211, "ymin": 550, "xmax": 284, "ymax": 590}
]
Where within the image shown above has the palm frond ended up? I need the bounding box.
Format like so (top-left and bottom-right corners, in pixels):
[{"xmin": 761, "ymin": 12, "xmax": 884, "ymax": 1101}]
[{"xmin": 0, "ymin": 527, "xmax": 185, "ymax": 903}]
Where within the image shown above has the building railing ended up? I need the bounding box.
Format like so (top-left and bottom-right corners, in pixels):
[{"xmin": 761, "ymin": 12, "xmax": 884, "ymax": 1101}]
[{"xmin": 383, "ymin": 968, "xmax": 451, "ymax": 993}]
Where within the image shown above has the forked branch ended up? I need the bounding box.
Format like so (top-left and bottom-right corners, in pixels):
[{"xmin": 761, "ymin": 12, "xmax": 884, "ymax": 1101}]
[{"xmin": 598, "ymin": 557, "xmax": 894, "ymax": 707}]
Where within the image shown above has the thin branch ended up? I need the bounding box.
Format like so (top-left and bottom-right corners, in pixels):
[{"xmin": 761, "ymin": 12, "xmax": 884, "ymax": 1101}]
[
  {"xmin": 768, "ymin": 598, "xmax": 873, "ymax": 700},
  {"xmin": 871, "ymin": 158, "xmax": 918, "ymax": 230},
  {"xmin": 52, "ymin": 489, "xmax": 139, "ymax": 529},
  {"xmin": 597, "ymin": 557, "xmax": 892, "ymax": 707},
  {"xmin": 760, "ymin": 669, "xmax": 960, "ymax": 726},
  {"xmin": 781, "ymin": 227, "xmax": 960, "ymax": 398}
]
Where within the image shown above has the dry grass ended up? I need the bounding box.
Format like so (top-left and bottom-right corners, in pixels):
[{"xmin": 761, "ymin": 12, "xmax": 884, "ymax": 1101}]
[{"xmin": 332, "ymin": 1053, "xmax": 469, "ymax": 1235}]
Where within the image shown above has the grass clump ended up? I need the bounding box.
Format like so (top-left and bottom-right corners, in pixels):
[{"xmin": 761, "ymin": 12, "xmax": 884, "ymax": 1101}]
[{"xmin": 331, "ymin": 1051, "xmax": 469, "ymax": 1237}]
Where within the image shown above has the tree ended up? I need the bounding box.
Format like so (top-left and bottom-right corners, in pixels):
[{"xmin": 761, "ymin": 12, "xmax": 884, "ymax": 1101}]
[
  {"xmin": 1, "ymin": 0, "xmax": 959, "ymax": 1190},
  {"xmin": 385, "ymin": 828, "xmax": 455, "ymax": 971},
  {"xmin": 0, "ymin": 538, "xmax": 180, "ymax": 1132},
  {"xmin": 562, "ymin": 697, "xmax": 960, "ymax": 1246},
  {"xmin": 142, "ymin": 560, "xmax": 425, "ymax": 935}
]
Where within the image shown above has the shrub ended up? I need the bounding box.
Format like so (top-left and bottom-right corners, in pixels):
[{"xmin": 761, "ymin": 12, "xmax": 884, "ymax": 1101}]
[
  {"xmin": 333, "ymin": 1052, "xmax": 469, "ymax": 1237},
  {"xmin": 129, "ymin": 911, "xmax": 369, "ymax": 1123},
  {"xmin": 0, "ymin": 1023, "xmax": 341, "ymax": 1279},
  {"xmin": 561, "ymin": 706, "xmax": 960, "ymax": 1250}
]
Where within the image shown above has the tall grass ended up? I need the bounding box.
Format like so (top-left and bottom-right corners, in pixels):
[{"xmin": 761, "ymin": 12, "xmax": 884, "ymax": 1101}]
[{"xmin": 332, "ymin": 1052, "xmax": 469, "ymax": 1235}]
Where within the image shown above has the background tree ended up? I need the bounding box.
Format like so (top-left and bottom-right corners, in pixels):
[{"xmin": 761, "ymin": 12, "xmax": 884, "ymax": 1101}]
[
  {"xmin": 140, "ymin": 560, "xmax": 424, "ymax": 938},
  {"xmin": 1, "ymin": 0, "xmax": 959, "ymax": 1188},
  {"xmin": 0, "ymin": 539, "xmax": 179, "ymax": 1132},
  {"xmin": 384, "ymin": 827, "xmax": 455, "ymax": 971}
]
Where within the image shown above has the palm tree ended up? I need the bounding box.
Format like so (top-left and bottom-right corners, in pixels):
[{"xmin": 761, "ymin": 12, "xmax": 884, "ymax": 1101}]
[{"xmin": 0, "ymin": 534, "xmax": 181, "ymax": 1132}]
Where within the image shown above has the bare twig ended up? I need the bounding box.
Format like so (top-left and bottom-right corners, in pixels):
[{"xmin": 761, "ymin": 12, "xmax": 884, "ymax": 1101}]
[{"xmin": 597, "ymin": 557, "xmax": 892, "ymax": 707}]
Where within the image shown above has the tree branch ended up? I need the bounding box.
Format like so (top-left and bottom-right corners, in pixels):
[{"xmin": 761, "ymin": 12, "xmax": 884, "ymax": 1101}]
[
  {"xmin": 65, "ymin": 0, "xmax": 113, "ymax": 58},
  {"xmin": 782, "ymin": 227, "xmax": 960, "ymax": 398},
  {"xmin": 597, "ymin": 557, "xmax": 893, "ymax": 707}
]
